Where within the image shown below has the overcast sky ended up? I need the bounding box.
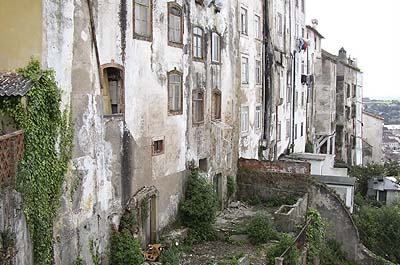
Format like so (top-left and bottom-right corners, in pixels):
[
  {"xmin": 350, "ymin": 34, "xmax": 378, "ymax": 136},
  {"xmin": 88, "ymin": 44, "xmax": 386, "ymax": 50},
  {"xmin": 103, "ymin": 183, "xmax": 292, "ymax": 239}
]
[{"xmin": 306, "ymin": 0, "xmax": 400, "ymax": 100}]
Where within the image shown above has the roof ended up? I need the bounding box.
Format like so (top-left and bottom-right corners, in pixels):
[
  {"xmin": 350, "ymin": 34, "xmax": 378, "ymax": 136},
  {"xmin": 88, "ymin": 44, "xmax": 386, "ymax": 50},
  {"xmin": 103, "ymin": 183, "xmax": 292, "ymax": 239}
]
[
  {"xmin": 313, "ymin": 175, "xmax": 356, "ymax": 186},
  {"xmin": 306, "ymin": 25, "xmax": 325, "ymax": 39},
  {"xmin": 363, "ymin": 111, "xmax": 385, "ymax": 121},
  {"xmin": 0, "ymin": 71, "xmax": 34, "ymax": 96}
]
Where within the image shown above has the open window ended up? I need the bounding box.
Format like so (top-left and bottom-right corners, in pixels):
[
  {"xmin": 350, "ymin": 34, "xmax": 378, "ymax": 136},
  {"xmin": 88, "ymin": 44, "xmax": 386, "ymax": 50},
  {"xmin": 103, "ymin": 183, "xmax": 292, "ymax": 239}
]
[
  {"xmin": 212, "ymin": 90, "xmax": 221, "ymax": 121},
  {"xmin": 101, "ymin": 64, "xmax": 124, "ymax": 115}
]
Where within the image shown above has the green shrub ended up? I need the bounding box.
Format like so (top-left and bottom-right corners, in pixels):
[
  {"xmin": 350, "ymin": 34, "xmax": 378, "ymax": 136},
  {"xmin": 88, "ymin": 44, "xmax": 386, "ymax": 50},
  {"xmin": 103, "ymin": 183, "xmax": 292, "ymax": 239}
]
[
  {"xmin": 306, "ymin": 209, "xmax": 326, "ymax": 263},
  {"xmin": 227, "ymin": 176, "xmax": 236, "ymax": 199},
  {"xmin": 320, "ymin": 240, "xmax": 357, "ymax": 265},
  {"xmin": 159, "ymin": 245, "xmax": 181, "ymax": 265},
  {"xmin": 73, "ymin": 257, "xmax": 84, "ymax": 265},
  {"xmin": 266, "ymin": 234, "xmax": 299, "ymax": 265},
  {"xmin": 246, "ymin": 195, "xmax": 262, "ymax": 206},
  {"xmin": 109, "ymin": 229, "xmax": 144, "ymax": 265},
  {"xmin": 265, "ymin": 195, "xmax": 297, "ymax": 207},
  {"xmin": 246, "ymin": 215, "xmax": 279, "ymax": 245},
  {"xmin": 179, "ymin": 167, "xmax": 217, "ymax": 243},
  {"xmin": 305, "ymin": 141, "xmax": 314, "ymax": 153}
]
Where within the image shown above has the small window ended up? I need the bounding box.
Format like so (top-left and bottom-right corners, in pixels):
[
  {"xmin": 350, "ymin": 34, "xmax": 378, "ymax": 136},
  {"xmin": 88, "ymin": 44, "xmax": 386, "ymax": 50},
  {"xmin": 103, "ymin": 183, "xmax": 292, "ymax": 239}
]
[
  {"xmin": 211, "ymin": 32, "xmax": 221, "ymax": 63},
  {"xmin": 134, "ymin": 0, "xmax": 152, "ymax": 39},
  {"xmin": 314, "ymin": 36, "xmax": 318, "ymax": 50},
  {"xmin": 240, "ymin": 7, "xmax": 248, "ymax": 35},
  {"xmin": 212, "ymin": 90, "xmax": 221, "ymax": 120},
  {"xmin": 277, "ymin": 13, "xmax": 283, "ymax": 36},
  {"xmin": 192, "ymin": 89, "xmax": 204, "ymax": 124},
  {"xmin": 352, "ymin": 84, "xmax": 357, "ymax": 98},
  {"xmin": 195, "ymin": 0, "xmax": 204, "ymax": 5},
  {"xmin": 255, "ymin": 60, "xmax": 262, "ymax": 85},
  {"xmin": 295, "ymin": 124, "xmax": 298, "ymax": 139},
  {"xmin": 346, "ymin": 83, "xmax": 351, "ymax": 98},
  {"xmin": 241, "ymin": 106, "xmax": 249, "ymax": 133},
  {"xmin": 102, "ymin": 66, "xmax": 124, "ymax": 115},
  {"xmin": 255, "ymin": 15, "xmax": 261, "ymax": 39},
  {"xmin": 193, "ymin": 27, "xmax": 204, "ymax": 59},
  {"xmin": 168, "ymin": 70, "xmax": 183, "ymax": 114},
  {"xmin": 241, "ymin": 56, "xmax": 249, "ymax": 84},
  {"xmin": 152, "ymin": 138, "xmax": 164, "ymax": 156},
  {"xmin": 277, "ymin": 122, "xmax": 281, "ymax": 141},
  {"xmin": 199, "ymin": 158, "xmax": 208, "ymax": 172},
  {"xmin": 301, "ymin": 122, "xmax": 304, "ymax": 137},
  {"xmin": 168, "ymin": 3, "xmax": 183, "ymax": 46},
  {"xmin": 255, "ymin": 106, "xmax": 262, "ymax": 130}
]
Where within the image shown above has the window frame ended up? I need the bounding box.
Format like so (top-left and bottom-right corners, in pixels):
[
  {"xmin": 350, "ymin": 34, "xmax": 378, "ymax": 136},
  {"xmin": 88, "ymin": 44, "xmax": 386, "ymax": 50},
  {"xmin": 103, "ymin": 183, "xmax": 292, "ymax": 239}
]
[
  {"xmin": 100, "ymin": 63, "xmax": 125, "ymax": 115},
  {"xmin": 152, "ymin": 137, "xmax": 165, "ymax": 156},
  {"xmin": 192, "ymin": 89, "xmax": 205, "ymax": 124},
  {"xmin": 254, "ymin": 14, "xmax": 262, "ymax": 40},
  {"xmin": 212, "ymin": 89, "xmax": 222, "ymax": 121},
  {"xmin": 240, "ymin": 7, "xmax": 248, "ymax": 36},
  {"xmin": 192, "ymin": 26, "xmax": 204, "ymax": 61},
  {"xmin": 240, "ymin": 106, "xmax": 249, "ymax": 133},
  {"xmin": 133, "ymin": 0, "xmax": 153, "ymax": 41},
  {"xmin": 241, "ymin": 56, "xmax": 249, "ymax": 84},
  {"xmin": 211, "ymin": 32, "xmax": 221, "ymax": 64},
  {"xmin": 255, "ymin": 105, "xmax": 262, "ymax": 131},
  {"xmin": 167, "ymin": 70, "xmax": 183, "ymax": 115},
  {"xmin": 277, "ymin": 13, "xmax": 283, "ymax": 36},
  {"xmin": 167, "ymin": 2, "xmax": 184, "ymax": 47},
  {"xmin": 255, "ymin": 60, "xmax": 262, "ymax": 85}
]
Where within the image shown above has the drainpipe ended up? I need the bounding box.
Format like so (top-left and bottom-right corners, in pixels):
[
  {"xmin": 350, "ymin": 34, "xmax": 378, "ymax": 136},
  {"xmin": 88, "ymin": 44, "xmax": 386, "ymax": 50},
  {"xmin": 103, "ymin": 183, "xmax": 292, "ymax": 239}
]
[{"xmin": 291, "ymin": 50, "xmax": 296, "ymax": 153}]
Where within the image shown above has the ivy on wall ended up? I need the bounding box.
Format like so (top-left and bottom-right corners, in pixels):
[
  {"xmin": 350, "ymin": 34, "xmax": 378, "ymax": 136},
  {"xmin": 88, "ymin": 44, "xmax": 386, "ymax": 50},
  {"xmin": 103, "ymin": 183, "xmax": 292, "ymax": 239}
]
[{"xmin": 0, "ymin": 60, "xmax": 73, "ymax": 264}]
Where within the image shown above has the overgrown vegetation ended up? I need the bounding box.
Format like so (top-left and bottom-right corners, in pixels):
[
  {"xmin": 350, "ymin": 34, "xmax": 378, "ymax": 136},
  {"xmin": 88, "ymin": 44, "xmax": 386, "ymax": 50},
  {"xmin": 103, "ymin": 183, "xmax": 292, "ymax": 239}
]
[
  {"xmin": 179, "ymin": 166, "xmax": 217, "ymax": 243},
  {"xmin": 0, "ymin": 229, "xmax": 16, "ymax": 264},
  {"xmin": 320, "ymin": 240, "xmax": 357, "ymax": 265},
  {"xmin": 109, "ymin": 210, "xmax": 144, "ymax": 265},
  {"xmin": 246, "ymin": 215, "xmax": 279, "ymax": 245},
  {"xmin": 306, "ymin": 208, "xmax": 326, "ymax": 263},
  {"xmin": 245, "ymin": 194, "xmax": 297, "ymax": 207},
  {"xmin": 355, "ymin": 201, "xmax": 400, "ymax": 263},
  {"xmin": 159, "ymin": 245, "xmax": 181, "ymax": 265},
  {"xmin": 265, "ymin": 234, "xmax": 299, "ymax": 265},
  {"xmin": 227, "ymin": 176, "xmax": 236, "ymax": 199},
  {"xmin": 0, "ymin": 60, "xmax": 73, "ymax": 264}
]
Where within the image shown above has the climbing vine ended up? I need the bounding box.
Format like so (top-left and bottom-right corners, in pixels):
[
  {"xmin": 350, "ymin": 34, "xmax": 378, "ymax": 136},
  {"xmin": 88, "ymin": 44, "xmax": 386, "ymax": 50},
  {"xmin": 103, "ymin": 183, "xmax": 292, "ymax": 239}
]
[
  {"xmin": 306, "ymin": 208, "xmax": 326, "ymax": 263},
  {"xmin": 0, "ymin": 60, "xmax": 73, "ymax": 264}
]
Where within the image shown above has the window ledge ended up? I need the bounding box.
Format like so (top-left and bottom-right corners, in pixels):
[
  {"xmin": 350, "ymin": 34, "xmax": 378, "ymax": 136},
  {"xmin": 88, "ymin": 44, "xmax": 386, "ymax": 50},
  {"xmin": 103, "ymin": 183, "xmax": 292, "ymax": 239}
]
[
  {"xmin": 168, "ymin": 111, "xmax": 183, "ymax": 116},
  {"xmin": 103, "ymin": 113, "xmax": 124, "ymax": 120},
  {"xmin": 133, "ymin": 34, "xmax": 153, "ymax": 42},
  {"xmin": 168, "ymin": 42, "xmax": 184, "ymax": 49},
  {"xmin": 193, "ymin": 57, "xmax": 205, "ymax": 63}
]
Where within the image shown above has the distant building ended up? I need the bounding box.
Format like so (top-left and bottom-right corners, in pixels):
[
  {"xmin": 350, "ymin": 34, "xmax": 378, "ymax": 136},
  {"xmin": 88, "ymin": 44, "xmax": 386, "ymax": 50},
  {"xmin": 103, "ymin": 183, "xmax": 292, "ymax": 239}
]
[
  {"xmin": 362, "ymin": 111, "xmax": 384, "ymax": 164},
  {"xmin": 368, "ymin": 177, "xmax": 400, "ymax": 205}
]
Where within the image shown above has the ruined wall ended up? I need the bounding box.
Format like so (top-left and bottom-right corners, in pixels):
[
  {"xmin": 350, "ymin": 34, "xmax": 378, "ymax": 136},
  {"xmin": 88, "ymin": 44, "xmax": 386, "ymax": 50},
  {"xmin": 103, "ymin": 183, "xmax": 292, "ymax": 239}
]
[
  {"xmin": 0, "ymin": 0, "xmax": 42, "ymax": 70},
  {"xmin": 0, "ymin": 188, "xmax": 33, "ymax": 265},
  {"xmin": 237, "ymin": 158, "xmax": 362, "ymax": 261}
]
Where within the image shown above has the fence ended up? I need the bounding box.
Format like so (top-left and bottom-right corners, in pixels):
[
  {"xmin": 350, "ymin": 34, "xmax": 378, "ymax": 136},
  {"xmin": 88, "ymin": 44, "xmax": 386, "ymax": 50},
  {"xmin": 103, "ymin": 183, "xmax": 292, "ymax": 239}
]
[{"xmin": 0, "ymin": 130, "xmax": 24, "ymax": 187}]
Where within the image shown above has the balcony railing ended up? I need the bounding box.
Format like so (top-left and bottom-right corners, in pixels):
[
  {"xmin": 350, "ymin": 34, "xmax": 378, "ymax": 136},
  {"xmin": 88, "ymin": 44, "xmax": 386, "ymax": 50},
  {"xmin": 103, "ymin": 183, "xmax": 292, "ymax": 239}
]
[{"xmin": 0, "ymin": 130, "xmax": 24, "ymax": 187}]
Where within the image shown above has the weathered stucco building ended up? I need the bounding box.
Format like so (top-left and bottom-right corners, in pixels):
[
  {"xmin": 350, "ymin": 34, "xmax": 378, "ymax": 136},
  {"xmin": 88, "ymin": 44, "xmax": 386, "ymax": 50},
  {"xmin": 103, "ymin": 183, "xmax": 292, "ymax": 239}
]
[{"xmin": 362, "ymin": 111, "xmax": 384, "ymax": 164}]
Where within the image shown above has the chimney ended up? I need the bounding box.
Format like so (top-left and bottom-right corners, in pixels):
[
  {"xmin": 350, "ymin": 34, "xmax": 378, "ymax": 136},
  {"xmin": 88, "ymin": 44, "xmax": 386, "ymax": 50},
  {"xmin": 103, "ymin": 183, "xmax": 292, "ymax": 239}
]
[
  {"xmin": 338, "ymin": 47, "xmax": 347, "ymax": 62},
  {"xmin": 311, "ymin": 19, "xmax": 318, "ymax": 28}
]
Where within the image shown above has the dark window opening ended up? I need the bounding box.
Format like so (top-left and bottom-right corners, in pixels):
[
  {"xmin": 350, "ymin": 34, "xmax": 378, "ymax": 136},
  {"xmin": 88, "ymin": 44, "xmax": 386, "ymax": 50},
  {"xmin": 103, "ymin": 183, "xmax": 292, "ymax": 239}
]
[
  {"xmin": 212, "ymin": 90, "xmax": 221, "ymax": 120},
  {"xmin": 152, "ymin": 139, "xmax": 164, "ymax": 155},
  {"xmin": 199, "ymin": 158, "xmax": 208, "ymax": 172},
  {"xmin": 102, "ymin": 66, "xmax": 124, "ymax": 115}
]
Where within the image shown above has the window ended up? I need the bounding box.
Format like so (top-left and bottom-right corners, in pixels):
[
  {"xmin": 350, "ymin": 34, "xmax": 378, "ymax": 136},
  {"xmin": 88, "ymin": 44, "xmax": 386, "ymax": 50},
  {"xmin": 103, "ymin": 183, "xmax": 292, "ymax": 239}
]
[
  {"xmin": 301, "ymin": 0, "xmax": 305, "ymax": 13},
  {"xmin": 346, "ymin": 83, "xmax": 351, "ymax": 98},
  {"xmin": 199, "ymin": 158, "xmax": 208, "ymax": 172},
  {"xmin": 192, "ymin": 90, "xmax": 204, "ymax": 123},
  {"xmin": 255, "ymin": 60, "xmax": 262, "ymax": 85},
  {"xmin": 168, "ymin": 3, "xmax": 183, "ymax": 46},
  {"xmin": 102, "ymin": 66, "xmax": 124, "ymax": 115},
  {"xmin": 277, "ymin": 13, "xmax": 283, "ymax": 36},
  {"xmin": 255, "ymin": 106, "xmax": 262, "ymax": 130},
  {"xmin": 240, "ymin": 7, "xmax": 248, "ymax": 35},
  {"xmin": 301, "ymin": 91, "xmax": 305, "ymax": 107},
  {"xmin": 314, "ymin": 36, "xmax": 318, "ymax": 50},
  {"xmin": 241, "ymin": 106, "xmax": 249, "ymax": 133},
  {"xmin": 152, "ymin": 138, "xmax": 164, "ymax": 155},
  {"xmin": 255, "ymin": 15, "xmax": 261, "ymax": 39},
  {"xmin": 295, "ymin": 91, "xmax": 298, "ymax": 110},
  {"xmin": 211, "ymin": 66, "xmax": 220, "ymax": 89},
  {"xmin": 352, "ymin": 84, "xmax": 356, "ymax": 98},
  {"xmin": 301, "ymin": 122, "xmax": 304, "ymax": 137},
  {"xmin": 241, "ymin": 56, "xmax": 249, "ymax": 84},
  {"xmin": 167, "ymin": 70, "xmax": 183, "ymax": 114},
  {"xmin": 212, "ymin": 90, "xmax": 221, "ymax": 120},
  {"xmin": 286, "ymin": 119, "xmax": 290, "ymax": 138},
  {"xmin": 277, "ymin": 122, "xmax": 281, "ymax": 141},
  {"xmin": 211, "ymin": 32, "xmax": 221, "ymax": 63},
  {"xmin": 134, "ymin": 0, "xmax": 152, "ymax": 39},
  {"xmin": 193, "ymin": 27, "xmax": 204, "ymax": 59},
  {"xmin": 295, "ymin": 124, "xmax": 298, "ymax": 139}
]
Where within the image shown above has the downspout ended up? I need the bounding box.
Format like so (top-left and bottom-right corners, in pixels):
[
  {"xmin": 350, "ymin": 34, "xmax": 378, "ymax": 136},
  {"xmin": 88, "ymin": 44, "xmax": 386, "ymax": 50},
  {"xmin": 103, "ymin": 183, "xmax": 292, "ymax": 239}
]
[{"xmin": 291, "ymin": 50, "xmax": 296, "ymax": 153}]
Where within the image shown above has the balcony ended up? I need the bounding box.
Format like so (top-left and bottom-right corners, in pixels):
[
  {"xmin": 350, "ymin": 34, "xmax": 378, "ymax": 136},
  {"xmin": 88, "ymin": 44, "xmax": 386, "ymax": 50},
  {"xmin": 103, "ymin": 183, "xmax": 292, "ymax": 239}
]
[{"xmin": 0, "ymin": 130, "xmax": 24, "ymax": 188}]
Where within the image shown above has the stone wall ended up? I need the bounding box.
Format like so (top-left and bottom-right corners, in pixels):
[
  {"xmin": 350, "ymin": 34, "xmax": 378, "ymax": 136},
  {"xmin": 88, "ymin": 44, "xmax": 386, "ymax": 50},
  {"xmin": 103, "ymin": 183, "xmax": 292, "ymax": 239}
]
[
  {"xmin": 0, "ymin": 187, "xmax": 33, "ymax": 265},
  {"xmin": 274, "ymin": 193, "xmax": 308, "ymax": 233}
]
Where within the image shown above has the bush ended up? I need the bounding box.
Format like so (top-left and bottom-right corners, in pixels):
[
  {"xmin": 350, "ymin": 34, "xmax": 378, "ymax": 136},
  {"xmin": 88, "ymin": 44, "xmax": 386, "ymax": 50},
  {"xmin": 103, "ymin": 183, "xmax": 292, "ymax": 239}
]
[
  {"xmin": 159, "ymin": 245, "xmax": 181, "ymax": 265},
  {"xmin": 227, "ymin": 176, "xmax": 236, "ymax": 199},
  {"xmin": 355, "ymin": 204, "xmax": 400, "ymax": 263},
  {"xmin": 306, "ymin": 209, "xmax": 326, "ymax": 263},
  {"xmin": 265, "ymin": 234, "xmax": 299, "ymax": 265},
  {"xmin": 179, "ymin": 168, "xmax": 217, "ymax": 243},
  {"xmin": 246, "ymin": 215, "xmax": 279, "ymax": 245},
  {"xmin": 320, "ymin": 240, "xmax": 357, "ymax": 265},
  {"xmin": 109, "ymin": 229, "xmax": 144, "ymax": 265},
  {"xmin": 265, "ymin": 195, "xmax": 297, "ymax": 207}
]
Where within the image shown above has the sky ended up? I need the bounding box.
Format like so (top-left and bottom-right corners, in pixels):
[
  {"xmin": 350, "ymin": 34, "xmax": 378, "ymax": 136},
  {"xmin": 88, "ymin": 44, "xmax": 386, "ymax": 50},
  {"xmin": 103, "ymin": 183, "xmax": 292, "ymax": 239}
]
[{"xmin": 306, "ymin": 0, "xmax": 400, "ymax": 100}]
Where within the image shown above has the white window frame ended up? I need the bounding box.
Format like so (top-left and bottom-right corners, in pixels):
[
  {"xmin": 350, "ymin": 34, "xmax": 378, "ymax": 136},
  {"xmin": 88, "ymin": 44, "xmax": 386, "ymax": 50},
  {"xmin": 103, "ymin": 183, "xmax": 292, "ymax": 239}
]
[
  {"xmin": 240, "ymin": 7, "xmax": 248, "ymax": 35},
  {"xmin": 255, "ymin": 15, "xmax": 261, "ymax": 40},
  {"xmin": 256, "ymin": 60, "xmax": 262, "ymax": 85},
  {"xmin": 211, "ymin": 32, "xmax": 221, "ymax": 63},
  {"xmin": 255, "ymin": 105, "xmax": 262, "ymax": 130}
]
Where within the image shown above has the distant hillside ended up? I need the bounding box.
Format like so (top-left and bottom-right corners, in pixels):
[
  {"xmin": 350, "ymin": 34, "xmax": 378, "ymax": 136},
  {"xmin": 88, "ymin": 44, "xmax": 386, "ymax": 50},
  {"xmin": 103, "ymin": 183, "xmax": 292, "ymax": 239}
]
[{"xmin": 363, "ymin": 99, "xmax": 400, "ymax": 125}]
